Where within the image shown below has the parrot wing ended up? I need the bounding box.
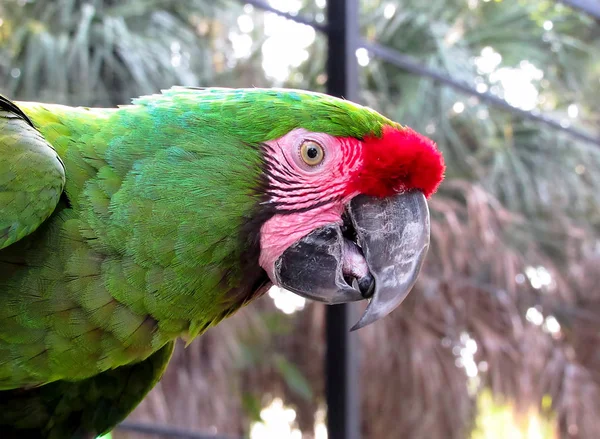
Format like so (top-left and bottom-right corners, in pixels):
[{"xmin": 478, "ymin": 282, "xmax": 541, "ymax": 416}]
[
  {"xmin": 0, "ymin": 341, "xmax": 175, "ymax": 439},
  {"xmin": 0, "ymin": 95, "xmax": 66, "ymax": 250}
]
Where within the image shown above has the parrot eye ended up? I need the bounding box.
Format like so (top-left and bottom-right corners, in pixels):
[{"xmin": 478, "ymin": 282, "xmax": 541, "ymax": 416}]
[{"xmin": 299, "ymin": 140, "xmax": 325, "ymax": 166}]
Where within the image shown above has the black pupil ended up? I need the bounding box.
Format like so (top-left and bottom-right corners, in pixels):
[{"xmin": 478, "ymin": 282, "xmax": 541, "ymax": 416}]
[{"xmin": 307, "ymin": 145, "xmax": 319, "ymax": 159}]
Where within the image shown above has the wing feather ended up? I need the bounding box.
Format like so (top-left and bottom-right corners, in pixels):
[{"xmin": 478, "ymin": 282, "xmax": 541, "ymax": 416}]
[{"xmin": 0, "ymin": 95, "xmax": 65, "ymax": 250}]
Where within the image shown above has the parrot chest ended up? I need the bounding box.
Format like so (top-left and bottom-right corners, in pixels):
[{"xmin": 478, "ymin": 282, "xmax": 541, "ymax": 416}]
[{"xmin": 0, "ymin": 208, "xmax": 261, "ymax": 389}]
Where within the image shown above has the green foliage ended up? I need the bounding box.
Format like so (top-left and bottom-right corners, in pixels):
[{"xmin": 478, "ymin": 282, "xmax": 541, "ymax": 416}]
[
  {"xmin": 241, "ymin": 392, "xmax": 264, "ymax": 423},
  {"xmin": 273, "ymin": 354, "xmax": 313, "ymax": 402},
  {"xmin": 235, "ymin": 310, "xmax": 314, "ymax": 405},
  {"xmin": 359, "ymin": 0, "xmax": 600, "ymax": 224},
  {"xmin": 0, "ymin": 0, "xmax": 243, "ymax": 105}
]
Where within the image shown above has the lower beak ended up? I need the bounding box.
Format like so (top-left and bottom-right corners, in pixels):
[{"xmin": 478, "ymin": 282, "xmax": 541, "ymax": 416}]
[{"xmin": 274, "ymin": 191, "xmax": 430, "ymax": 330}]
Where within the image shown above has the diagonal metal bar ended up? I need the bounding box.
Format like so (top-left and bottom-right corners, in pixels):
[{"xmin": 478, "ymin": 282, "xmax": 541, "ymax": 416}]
[
  {"xmin": 117, "ymin": 421, "xmax": 243, "ymax": 439},
  {"xmin": 238, "ymin": 0, "xmax": 600, "ymax": 147},
  {"xmin": 558, "ymin": 0, "xmax": 600, "ymax": 21},
  {"xmin": 241, "ymin": 0, "xmax": 329, "ymax": 32},
  {"xmin": 361, "ymin": 40, "xmax": 600, "ymax": 147}
]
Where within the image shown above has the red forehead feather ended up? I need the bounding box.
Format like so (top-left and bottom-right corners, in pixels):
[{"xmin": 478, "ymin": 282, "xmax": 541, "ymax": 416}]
[{"xmin": 348, "ymin": 125, "xmax": 445, "ymax": 198}]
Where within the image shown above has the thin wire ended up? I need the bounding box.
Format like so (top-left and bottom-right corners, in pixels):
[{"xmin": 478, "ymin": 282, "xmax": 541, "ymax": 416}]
[
  {"xmin": 361, "ymin": 41, "xmax": 600, "ymax": 147},
  {"xmin": 244, "ymin": 0, "xmax": 600, "ymax": 147},
  {"xmin": 241, "ymin": 0, "xmax": 329, "ymax": 32},
  {"xmin": 117, "ymin": 421, "xmax": 244, "ymax": 439}
]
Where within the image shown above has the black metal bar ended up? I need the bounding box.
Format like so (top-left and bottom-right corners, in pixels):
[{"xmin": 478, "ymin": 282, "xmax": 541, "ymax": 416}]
[
  {"xmin": 327, "ymin": 1, "xmax": 359, "ymax": 101},
  {"xmin": 558, "ymin": 0, "xmax": 600, "ymax": 21},
  {"xmin": 361, "ymin": 40, "xmax": 600, "ymax": 147},
  {"xmin": 117, "ymin": 421, "xmax": 242, "ymax": 439},
  {"xmin": 241, "ymin": 0, "xmax": 329, "ymax": 33},
  {"xmin": 325, "ymin": 1, "xmax": 361, "ymax": 439}
]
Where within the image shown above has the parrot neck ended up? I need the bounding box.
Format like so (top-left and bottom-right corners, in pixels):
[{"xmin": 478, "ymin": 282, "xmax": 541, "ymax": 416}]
[{"xmin": 20, "ymin": 101, "xmax": 274, "ymax": 341}]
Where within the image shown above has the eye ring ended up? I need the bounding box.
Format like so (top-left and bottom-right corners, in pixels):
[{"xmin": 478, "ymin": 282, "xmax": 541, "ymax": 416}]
[{"xmin": 299, "ymin": 140, "xmax": 325, "ymax": 166}]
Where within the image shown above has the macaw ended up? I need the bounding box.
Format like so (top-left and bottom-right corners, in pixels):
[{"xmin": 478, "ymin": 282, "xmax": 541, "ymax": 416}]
[{"xmin": 0, "ymin": 87, "xmax": 444, "ymax": 438}]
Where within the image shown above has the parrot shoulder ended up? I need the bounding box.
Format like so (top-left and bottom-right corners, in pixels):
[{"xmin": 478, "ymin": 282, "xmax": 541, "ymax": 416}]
[{"xmin": 0, "ymin": 95, "xmax": 66, "ymax": 250}]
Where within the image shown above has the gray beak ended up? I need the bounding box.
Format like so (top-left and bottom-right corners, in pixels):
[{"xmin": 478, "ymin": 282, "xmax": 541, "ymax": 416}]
[{"xmin": 274, "ymin": 191, "xmax": 430, "ymax": 330}]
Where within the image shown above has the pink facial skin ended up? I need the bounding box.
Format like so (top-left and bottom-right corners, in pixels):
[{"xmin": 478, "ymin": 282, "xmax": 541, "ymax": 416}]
[{"xmin": 259, "ymin": 128, "xmax": 363, "ymax": 283}]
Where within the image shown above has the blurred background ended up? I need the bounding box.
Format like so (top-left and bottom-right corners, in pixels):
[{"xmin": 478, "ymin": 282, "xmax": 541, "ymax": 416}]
[{"xmin": 1, "ymin": 0, "xmax": 600, "ymax": 438}]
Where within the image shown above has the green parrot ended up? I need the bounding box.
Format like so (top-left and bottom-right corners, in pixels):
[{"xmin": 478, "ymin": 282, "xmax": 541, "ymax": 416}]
[{"xmin": 0, "ymin": 87, "xmax": 444, "ymax": 438}]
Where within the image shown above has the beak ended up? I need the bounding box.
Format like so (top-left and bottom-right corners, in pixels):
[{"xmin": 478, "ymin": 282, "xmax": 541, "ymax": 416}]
[{"xmin": 274, "ymin": 190, "xmax": 430, "ymax": 330}]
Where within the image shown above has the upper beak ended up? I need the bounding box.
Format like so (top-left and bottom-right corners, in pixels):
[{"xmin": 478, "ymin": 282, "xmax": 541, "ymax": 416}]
[{"xmin": 274, "ymin": 190, "xmax": 430, "ymax": 330}]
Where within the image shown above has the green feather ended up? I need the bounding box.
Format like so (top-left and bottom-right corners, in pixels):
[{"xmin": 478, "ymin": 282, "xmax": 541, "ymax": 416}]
[
  {"xmin": 0, "ymin": 96, "xmax": 65, "ymax": 250},
  {"xmin": 0, "ymin": 341, "xmax": 174, "ymax": 438},
  {"xmin": 0, "ymin": 88, "xmax": 399, "ymax": 435}
]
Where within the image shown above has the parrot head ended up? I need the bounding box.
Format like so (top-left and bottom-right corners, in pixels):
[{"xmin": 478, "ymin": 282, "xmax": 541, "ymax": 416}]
[
  {"xmin": 241, "ymin": 90, "xmax": 445, "ymax": 330},
  {"xmin": 131, "ymin": 87, "xmax": 444, "ymax": 330}
]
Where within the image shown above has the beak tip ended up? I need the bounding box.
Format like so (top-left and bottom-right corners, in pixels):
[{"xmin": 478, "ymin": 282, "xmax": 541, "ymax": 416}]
[
  {"xmin": 349, "ymin": 320, "xmax": 368, "ymax": 332},
  {"xmin": 348, "ymin": 303, "xmax": 387, "ymax": 331}
]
